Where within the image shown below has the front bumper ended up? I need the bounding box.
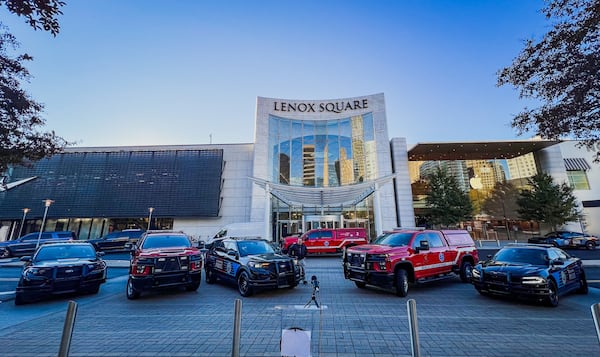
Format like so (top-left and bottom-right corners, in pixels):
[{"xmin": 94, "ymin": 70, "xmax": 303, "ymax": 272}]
[
  {"xmin": 247, "ymin": 268, "xmax": 300, "ymax": 289},
  {"xmin": 471, "ymin": 277, "xmax": 551, "ymax": 300},
  {"xmin": 130, "ymin": 270, "xmax": 202, "ymax": 291},
  {"xmin": 344, "ymin": 266, "xmax": 394, "ymax": 288},
  {"xmin": 16, "ymin": 273, "xmax": 106, "ymax": 297}
]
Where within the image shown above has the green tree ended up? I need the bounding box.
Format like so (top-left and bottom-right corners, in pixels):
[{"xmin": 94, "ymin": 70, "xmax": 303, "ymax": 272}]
[
  {"xmin": 0, "ymin": 0, "xmax": 69, "ymax": 174},
  {"xmin": 516, "ymin": 173, "xmax": 579, "ymax": 230},
  {"xmin": 497, "ymin": 0, "xmax": 600, "ymax": 161},
  {"xmin": 425, "ymin": 167, "xmax": 473, "ymax": 228},
  {"xmin": 482, "ymin": 182, "xmax": 520, "ymax": 220}
]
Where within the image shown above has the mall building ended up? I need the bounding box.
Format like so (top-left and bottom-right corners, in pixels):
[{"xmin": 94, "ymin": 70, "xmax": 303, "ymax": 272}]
[{"xmin": 0, "ymin": 93, "xmax": 598, "ymax": 242}]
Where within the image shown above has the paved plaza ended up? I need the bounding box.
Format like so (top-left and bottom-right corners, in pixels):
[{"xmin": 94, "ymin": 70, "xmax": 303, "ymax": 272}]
[{"xmin": 0, "ymin": 256, "xmax": 599, "ymax": 356}]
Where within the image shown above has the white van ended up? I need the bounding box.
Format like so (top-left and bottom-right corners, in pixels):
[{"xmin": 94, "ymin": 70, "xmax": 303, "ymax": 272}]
[{"xmin": 205, "ymin": 222, "xmax": 267, "ymax": 246}]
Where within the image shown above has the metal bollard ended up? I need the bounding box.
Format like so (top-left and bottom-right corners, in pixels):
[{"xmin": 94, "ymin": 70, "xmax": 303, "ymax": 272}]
[
  {"xmin": 407, "ymin": 299, "xmax": 421, "ymax": 357},
  {"xmin": 58, "ymin": 300, "xmax": 78, "ymax": 357},
  {"xmin": 592, "ymin": 303, "xmax": 600, "ymax": 344},
  {"xmin": 232, "ymin": 299, "xmax": 242, "ymax": 357}
]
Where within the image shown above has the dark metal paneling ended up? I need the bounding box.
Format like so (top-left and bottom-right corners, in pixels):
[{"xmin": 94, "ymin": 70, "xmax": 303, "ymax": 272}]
[{"xmin": 0, "ymin": 149, "xmax": 223, "ymax": 219}]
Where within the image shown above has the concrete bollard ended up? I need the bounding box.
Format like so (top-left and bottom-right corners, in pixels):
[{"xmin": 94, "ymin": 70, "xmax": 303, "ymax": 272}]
[
  {"xmin": 58, "ymin": 300, "xmax": 78, "ymax": 357},
  {"xmin": 592, "ymin": 303, "xmax": 600, "ymax": 344},
  {"xmin": 407, "ymin": 299, "xmax": 421, "ymax": 357},
  {"xmin": 232, "ymin": 299, "xmax": 242, "ymax": 357}
]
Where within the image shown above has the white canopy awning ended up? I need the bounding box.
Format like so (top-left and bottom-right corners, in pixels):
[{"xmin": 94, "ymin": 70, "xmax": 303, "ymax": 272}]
[{"xmin": 250, "ymin": 174, "xmax": 396, "ymax": 206}]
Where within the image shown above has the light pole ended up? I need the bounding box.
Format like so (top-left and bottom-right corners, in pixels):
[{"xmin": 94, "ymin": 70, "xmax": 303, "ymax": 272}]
[
  {"xmin": 37, "ymin": 199, "xmax": 54, "ymax": 249},
  {"xmin": 18, "ymin": 208, "xmax": 30, "ymax": 240},
  {"xmin": 147, "ymin": 207, "xmax": 154, "ymax": 230}
]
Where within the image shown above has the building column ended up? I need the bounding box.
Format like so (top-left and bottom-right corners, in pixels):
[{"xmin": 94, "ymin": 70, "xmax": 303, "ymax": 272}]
[
  {"xmin": 264, "ymin": 183, "xmax": 271, "ymax": 241},
  {"xmin": 374, "ymin": 182, "xmax": 383, "ymax": 236}
]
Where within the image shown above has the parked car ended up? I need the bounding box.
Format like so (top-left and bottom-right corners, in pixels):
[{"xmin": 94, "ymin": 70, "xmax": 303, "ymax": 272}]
[
  {"xmin": 471, "ymin": 243, "xmax": 588, "ymax": 307},
  {"xmin": 88, "ymin": 229, "xmax": 145, "ymax": 252},
  {"xmin": 0, "ymin": 231, "xmax": 77, "ymax": 259},
  {"xmin": 205, "ymin": 237, "xmax": 301, "ymax": 296},
  {"xmin": 528, "ymin": 231, "xmax": 597, "ymax": 250},
  {"xmin": 14, "ymin": 241, "xmax": 107, "ymax": 305},
  {"xmin": 126, "ymin": 231, "xmax": 203, "ymax": 299}
]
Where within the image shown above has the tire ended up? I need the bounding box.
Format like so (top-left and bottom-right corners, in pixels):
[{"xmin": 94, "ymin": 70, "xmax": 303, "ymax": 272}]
[
  {"xmin": 577, "ymin": 270, "xmax": 588, "ymax": 294},
  {"xmin": 14, "ymin": 293, "xmax": 27, "ymax": 306},
  {"xmin": 205, "ymin": 268, "xmax": 217, "ymax": 284},
  {"xmin": 126, "ymin": 278, "xmax": 141, "ymax": 300},
  {"xmin": 86, "ymin": 284, "xmax": 101, "ymax": 295},
  {"xmin": 237, "ymin": 271, "xmax": 254, "ymax": 297},
  {"xmin": 545, "ymin": 279, "xmax": 559, "ymax": 307},
  {"xmin": 394, "ymin": 269, "xmax": 409, "ymax": 297},
  {"xmin": 459, "ymin": 261, "xmax": 473, "ymax": 283},
  {"xmin": 354, "ymin": 281, "xmax": 366, "ymax": 289},
  {"xmin": 585, "ymin": 241, "xmax": 596, "ymax": 250},
  {"xmin": 186, "ymin": 280, "xmax": 201, "ymax": 292}
]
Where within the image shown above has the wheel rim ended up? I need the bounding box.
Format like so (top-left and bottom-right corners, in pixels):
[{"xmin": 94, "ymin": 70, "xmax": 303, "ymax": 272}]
[
  {"xmin": 239, "ymin": 273, "xmax": 249, "ymax": 295},
  {"xmin": 127, "ymin": 280, "xmax": 135, "ymax": 296}
]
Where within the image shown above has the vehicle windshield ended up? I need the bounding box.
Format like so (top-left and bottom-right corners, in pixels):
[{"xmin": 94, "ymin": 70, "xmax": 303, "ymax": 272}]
[
  {"xmin": 372, "ymin": 232, "xmax": 413, "ymax": 247},
  {"xmin": 34, "ymin": 245, "xmax": 97, "ymax": 261},
  {"xmin": 141, "ymin": 235, "xmax": 191, "ymax": 249},
  {"xmin": 492, "ymin": 248, "xmax": 549, "ymax": 266},
  {"xmin": 237, "ymin": 240, "xmax": 274, "ymax": 257}
]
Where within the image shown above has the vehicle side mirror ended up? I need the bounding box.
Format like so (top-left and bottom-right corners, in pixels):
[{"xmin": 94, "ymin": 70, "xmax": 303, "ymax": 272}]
[
  {"xmin": 227, "ymin": 250, "xmax": 239, "ymax": 259},
  {"xmin": 551, "ymin": 258, "xmax": 565, "ymax": 266},
  {"xmin": 20, "ymin": 256, "xmax": 32, "ymax": 262},
  {"xmin": 416, "ymin": 240, "xmax": 430, "ymax": 252}
]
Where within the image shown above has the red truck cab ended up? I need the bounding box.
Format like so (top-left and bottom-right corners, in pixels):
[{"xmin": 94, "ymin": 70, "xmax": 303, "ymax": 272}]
[
  {"xmin": 343, "ymin": 229, "xmax": 478, "ymax": 296},
  {"xmin": 281, "ymin": 228, "xmax": 368, "ymax": 255}
]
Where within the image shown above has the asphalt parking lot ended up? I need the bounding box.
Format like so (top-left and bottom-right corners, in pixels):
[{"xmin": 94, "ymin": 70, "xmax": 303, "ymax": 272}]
[{"xmin": 0, "ymin": 255, "xmax": 599, "ymax": 357}]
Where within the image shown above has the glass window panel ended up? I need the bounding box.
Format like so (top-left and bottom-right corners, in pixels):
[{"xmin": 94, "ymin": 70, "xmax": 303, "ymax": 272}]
[
  {"xmin": 291, "ymin": 136, "xmax": 303, "ymax": 186},
  {"xmin": 315, "ymin": 122, "xmax": 327, "ymax": 187},
  {"xmin": 327, "ymin": 121, "xmax": 340, "ymax": 187},
  {"xmin": 302, "ymin": 122, "xmax": 315, "ymax": 187},
  {"xmin": 567, "ymin": 171, "xmax": 590, "ymax": 190},
  {"xmin": 280, "ymin": 140, "xmax": 290, "ymax": 184},
  {"xmin": 339, "ymin": 118, "xmax": 354, "ymax": 185}
]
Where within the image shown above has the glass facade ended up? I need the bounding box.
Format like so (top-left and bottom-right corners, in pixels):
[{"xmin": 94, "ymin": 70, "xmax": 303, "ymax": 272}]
[
  {"xmin": 268, "ymin": 113, "xmax": 377, "ymax": 188},
  {"xmin": 267, "ymin": 113, "xmax": 379, "ymax": 238}
]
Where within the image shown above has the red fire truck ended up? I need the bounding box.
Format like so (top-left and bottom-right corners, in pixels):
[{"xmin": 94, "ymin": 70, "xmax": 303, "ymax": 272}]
[{"xmin": 281, "ymin": 228, "xmax": 368, "ymax": 255}]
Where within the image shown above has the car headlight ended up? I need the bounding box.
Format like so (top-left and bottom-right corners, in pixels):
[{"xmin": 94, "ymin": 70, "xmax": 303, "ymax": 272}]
[
  {"xmin": 24, "ymin": 267, "xmax": 49, "ymax": 277},
  {"xmin": 249, "ymin": 261, "xmax": 270, "ymax": 269},
  {"xmin": 472, "ymin": 269, "xmax": 481, "ymax": 278},
  {"xmin": 522, "ymin": 276, "xmax": 546, "ymax": 284}
]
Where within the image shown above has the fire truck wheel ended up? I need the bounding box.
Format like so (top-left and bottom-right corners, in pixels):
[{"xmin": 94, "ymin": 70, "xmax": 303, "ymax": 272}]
[
  {"xmin": 394, "ymin": 269, "xmax": 409, "ymax": 297},
  {"xmin": 126, "ymin": 278, "xmax": 141, "ymax": 300},
  {"xmin": 459, "ymin": 261, "xmax": 473, "ymax": 283}
]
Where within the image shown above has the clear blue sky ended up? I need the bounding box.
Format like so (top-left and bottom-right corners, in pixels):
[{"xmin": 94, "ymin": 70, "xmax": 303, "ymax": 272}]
[{"xmin": 1, "ymin": 0, "xmax": 549, "ymax": 148}]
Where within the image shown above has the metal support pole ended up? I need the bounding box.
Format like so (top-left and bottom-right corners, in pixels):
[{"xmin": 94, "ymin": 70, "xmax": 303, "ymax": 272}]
[
  {"xmin": 592, "ymin": 303, "xmax": 600, "ymax": 345},
  {"xmin": 407, "ymin": 299, "xmax": 421, "ymax": 357},
  {"xmin": 232, "ymin": 299, "xmax": 242, "ymax": 357},
  {"xmin": 58, "ymin": 300, "xmax": 78, "ymax": 357}
]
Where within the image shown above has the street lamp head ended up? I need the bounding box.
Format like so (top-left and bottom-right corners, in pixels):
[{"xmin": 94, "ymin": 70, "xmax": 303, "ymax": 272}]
[
  {"xmin": 149, "ymin": 207, "xmax": 154, "ymax": 213},
  {"xmin": 23, "ymin": 208, "xmax": 30, "ymax": 214},
  {"xmin": 43, "ymin": 199, "xmax": 54, "ymax": 207}
]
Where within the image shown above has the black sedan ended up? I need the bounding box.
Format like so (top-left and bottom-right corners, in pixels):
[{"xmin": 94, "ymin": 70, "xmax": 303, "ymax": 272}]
[
  {"xmin": 87, "ymin": 229, "xmax": 145, "ymax": 252},
  {"xmin": 528, "ymin": 231, "xmax": 598, "ymax": 249},
  {"xmin": 471, "ymin": 243, "xmax": 588, "ymax": 307},
  {"xmin": 15, "ymin": 242, "xmax": 107, "ymax": 305}
]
